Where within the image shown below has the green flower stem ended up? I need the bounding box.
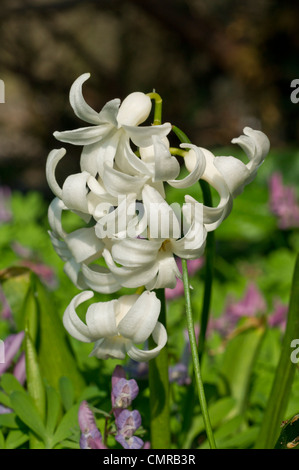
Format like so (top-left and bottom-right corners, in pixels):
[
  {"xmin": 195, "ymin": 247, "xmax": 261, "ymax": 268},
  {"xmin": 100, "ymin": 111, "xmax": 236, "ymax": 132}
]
[
  {"xmin": 197, "ymin": 181, "xmax": 215, "ymax": 362},
  {"xmin": 172, "ymin": 124, "xmax": 215, "ymax": 361},
  {"xmin": 148, "ymin": 288, "xmax": 171, "ymax": 449},
  {"xmin": 181, "ymin": 259, "xmax": 216, "ymax": 449},
  {"xmin": 147, "ymin": 92, "xmax": 163, "ymax": 126},
  {"xmin": 255, "ymin": 253, "xmax": 299, "ymax": 449}
]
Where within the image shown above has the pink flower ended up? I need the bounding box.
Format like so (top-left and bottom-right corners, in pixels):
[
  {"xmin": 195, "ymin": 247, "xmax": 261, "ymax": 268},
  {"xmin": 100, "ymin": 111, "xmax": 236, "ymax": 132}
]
[{"xmin": 269, "ymin": 172, "xmax": 299, "ymax": 229}]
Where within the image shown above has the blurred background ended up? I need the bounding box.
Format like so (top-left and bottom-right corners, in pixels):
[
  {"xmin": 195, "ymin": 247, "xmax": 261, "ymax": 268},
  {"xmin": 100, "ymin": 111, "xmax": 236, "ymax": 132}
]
[{"xmin": 1, "ymin": 0, "xmax": 299, "ymax": 197}]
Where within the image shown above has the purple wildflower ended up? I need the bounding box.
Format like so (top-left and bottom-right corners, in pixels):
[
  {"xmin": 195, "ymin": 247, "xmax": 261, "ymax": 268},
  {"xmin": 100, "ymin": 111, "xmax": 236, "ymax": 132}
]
[
  {"xmin": 269, "ymin": 172, "xmax": 299, "ymax": 229},
  {"xmin": 0, "ymin": 186, "xmax": 12, "ymax": 224},
  {"xmin": 0, "ymin": 331, "xmax": 25, "ymax": 376},
  {"xmin": 112, "ymin": 378, "xmax": 139, "ymax": 409},
  {"xmin": 0, "ymin": 404, "xmax": 13, "ymax": 414},
  {"xmin": 225, "ymin": 283, "xmax": 267, "ymax": 320},
  {"xmin": 169, "ymin": 363, "xmax": 191, "ymax": 386},
  {"xmin": 208, "ymin": 283, "xmax": 266, "ymax": 337},
  {"xmin": 0, "ymin": 286, "xmax": 13, "ymax": 322},
  {"xmin": 78, "ymin": 400, "xmax": 107, "ymax": 449},
  {"xmin": 268, "ymin": 300, "xmax": 287, "ymax": 331},
  {"xmin": 115, "ymin": 409, "xmax": 144, "ymax": 449},
  {"xmin": 13, "ymin": 351, "xmax": 26, "ymax": 385}
]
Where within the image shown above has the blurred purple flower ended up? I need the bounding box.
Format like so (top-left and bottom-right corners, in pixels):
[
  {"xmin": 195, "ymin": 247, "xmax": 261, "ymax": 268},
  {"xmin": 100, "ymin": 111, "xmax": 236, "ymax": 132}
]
[
  {"xmin": 165, "ymin": 258, "xmax": 204, "ymax": 300},
  {"xmin": 268, "ymin": 300, "xmax": 287, "ymax": 331},
  {"xmin": 169, "ymin": 363, "xmax": 191, "ymax": 386},
  {"xmin": 208, "ymin": 283, "xmax": 266, "ymax": 337},
  {"xmin": 78, "ymin": 400, "xmax": 107, "ymax": 449},
  {"xmin": 269, "ymin": 172, "xmax": 299, "ymax": 229},
  {"xmin": 0, "ymin": 404, "xmax": 13, "ymax": 414},
  {"xmin": 0, "ymin": 331, "xmax": 25, "ymax": 377},
  {"xmin": 21, "ymin": 260, "xmax": 57, "ymax": 289},
  {"xmin": 124, "ymin": 360, "xmax": 149, "ymax": 380},
  {"xmin": 115, "ymin": 409, "xmax": 143, "ymax": 449},
  {"xmin": 0, "ymin": 286, "xmax": 13, "ymax": 322},
  {"xmin": 0, "ymin": 186, "xmax": 12, "ymax": 224},
  {"xmin": 13, "ymin": 351, "xmax": 26, "ymax": 385},
  {"xmin": 11, "ymin": 242, "xmax": 57, "ymax": 289},
  {"xmin": 225, "ymin": 283, "xmax": 267, "ymax": 320}
]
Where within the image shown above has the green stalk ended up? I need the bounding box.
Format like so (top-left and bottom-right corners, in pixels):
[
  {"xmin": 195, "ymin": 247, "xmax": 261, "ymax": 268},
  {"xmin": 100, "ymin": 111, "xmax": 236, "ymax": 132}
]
[
  {"xmin": 172, "ymin": 125, "xmax": 215, "ymax": 361},
  {"xmin": 147, "ymin": 94, "xmax": 170, "ymax": 448},
  {"xmin": 181, "ymin": 259, "xmax": 217, "ymax": 449},
  {"xmin": 197, "ymin": 181, "xmax": 215, "ymax": 362},
  {"xmin": 147, "ymin": 92, "xmax": 163, "ymax": 125},
  {"xmin": 148, "ymin": 288, "xmax": 171, "ymax": 449},
  {"xmin": 255, "ymin": 253, "xmax": 299, "ymax": 449}
]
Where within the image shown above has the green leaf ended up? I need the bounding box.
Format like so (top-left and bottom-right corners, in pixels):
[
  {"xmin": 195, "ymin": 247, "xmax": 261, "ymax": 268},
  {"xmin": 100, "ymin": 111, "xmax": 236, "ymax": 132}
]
[
  {"xmin": 5, "ymin": 429, "xmax": 29, "ymax": 449},
  {"xmin": 0, "ymin": 390, "xmax": 13, "ymax": 409},
  {"xmin": 215, "ymin": 426, "xmax": 259, "ymax": 449},
  {"xmin": 0, "ymin": 413, "xmax": 18, "ymax": 429},
  {"xmin": 0, "ymin": 373, "xmax": 24, "ymax": 395},
  {"xmin": 25, "ymin": 329, "xmax": 46, "ymax": 422},
  {"xmin": 255, "ymin": 254, "xmax": 299, "ymax": 449},
  {"xmin": 182, "ymin": 397, "xmax": 236, "ymax": 449},
  {"xmin": 34, "ymin": 276, "xmax": 85, "ymax": 398},
  {"xmin": 199, "ymin": 415, "xmax": 244, "ymax": 449},
  {"xmin": 59, "ymin": 376, "xmax": 75, "ymax": 412},
  {"xmin": 220, "ymin": 322, "xmax": 265, "ymax": 416},
  {"xmin": 45, "ymin": 385, "xmax": 61, "ymax": 436},
  {"xmin": 0, "ymin": 267, "xmax": 32, "ymax": 331},
  {"xmin": 10, "ymin": 390, "xmax": 47, "ymax": 443},
  {"xmin": 0, "ymin": 430, "xmax": 5, "ymax": 449},
  {"xmin": 51, "ymin": 403, "xmax": 80, "ymax": 448}
]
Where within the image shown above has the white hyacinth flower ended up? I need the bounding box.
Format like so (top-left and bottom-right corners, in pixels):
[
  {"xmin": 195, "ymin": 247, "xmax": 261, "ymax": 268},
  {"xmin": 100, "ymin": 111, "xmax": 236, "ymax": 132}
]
[
  {"xmin": 101, "ymin": 184, "xmax": 207, "ymax": 291},
  {"xmin": 63, "ymin": 290, "xmax": 167, "ymax": 361},
  {"xmin": 184, "ymin": 127, "xmax": 270, "ymax": 231},
  {"xmin": 53, "ymin": 73, "xmax": 175, "ymax": 182}
]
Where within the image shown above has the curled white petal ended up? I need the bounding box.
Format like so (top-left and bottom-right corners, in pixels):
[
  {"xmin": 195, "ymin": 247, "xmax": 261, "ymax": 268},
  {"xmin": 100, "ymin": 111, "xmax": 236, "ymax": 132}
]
[
  {"xmin": 168, "ymin": 144, "xmax": 206, "ymax": 189},
  {"xmin": 81, "ymin": 263, "xmax": 121, "ymax": 294},
  {"xmin": 127, "ymin": 322, "xmax": 167, "ymax": 362},
  {"xmin": 46, "ymin": 148, "xmax": 66, "ymax": 199},
  {"xmin": 63, "ymin": 291, "xmax": 94, "ymax": 343},
  {"xmin": 69, "ymin": 73, "xmax": 103, "ymax": 125}
]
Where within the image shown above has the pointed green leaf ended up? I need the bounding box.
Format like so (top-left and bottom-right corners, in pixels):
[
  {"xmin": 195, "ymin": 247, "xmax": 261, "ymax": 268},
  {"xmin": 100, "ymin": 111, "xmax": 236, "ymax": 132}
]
[
  {"xmin": 45, "ymin": 385, "xmax": 61, "ymax": 436},
  {"xmin": 59, "ymin": 376, "xmax": 75, "ymax": 412},
  {"xmin": 0, "ymin": 430, "xmax": 5, "ymax": 449},
  {"xmin": 0, "ymin": 413, "xmax": 18, "ymax": 429},
  {"xmin": 182, "ymin": 397, "xmax": 236, "ymax": 449},
  {"xmin": 10, "ymin": 390, "xmax": 47, "ymax": 442},
  {"xmin": 0, "ymin": 373, "xmax": 24, "ymax": 394},
  {"xmin": 33, "ymin": 276, "xmax": 85, "ymax": 397},
  {"xmin": 256, "ymin": 254, "xmax": 299, "ymax": 448},
  {"xmin": 0, "ymin": 390, "xmax": 13, "ymax": 409},
  {"xmin": 5, "ymin": 429, "xmax": 29, "ymax": 449},
  {"xmin": 221, "ymin": 322, "xmax": 265, "ymax": 416},
  {"xmin": 51, "ymin": 403, "xmax": 80, "ymax": 448},
  {"xmin": 0, "ymin": 267, "xmax": 32, "ymax": 330},
  {"xmin": 25, "ymin": 329, "xmax": 46, "ymax": 422}
]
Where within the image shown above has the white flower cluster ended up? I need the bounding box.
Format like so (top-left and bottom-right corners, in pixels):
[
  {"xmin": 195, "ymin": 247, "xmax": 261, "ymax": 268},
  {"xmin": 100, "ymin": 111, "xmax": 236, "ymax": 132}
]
[{"xmin": 46, "ymin": 73, "xmax": 270, "ymax": 361}]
